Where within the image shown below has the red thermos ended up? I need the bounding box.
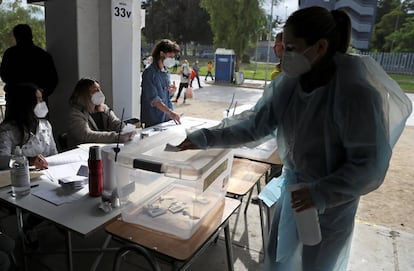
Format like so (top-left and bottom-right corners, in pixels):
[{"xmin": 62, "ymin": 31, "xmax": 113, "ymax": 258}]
[{"xmin": 88, "ymin": 146, "xmax": 103, "ymax": 197}]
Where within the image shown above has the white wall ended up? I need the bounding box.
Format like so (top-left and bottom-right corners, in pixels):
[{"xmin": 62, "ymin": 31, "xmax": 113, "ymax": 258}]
[{"xmin": 111, "ymin": 0, "xmax": 141, "ymax": 119}]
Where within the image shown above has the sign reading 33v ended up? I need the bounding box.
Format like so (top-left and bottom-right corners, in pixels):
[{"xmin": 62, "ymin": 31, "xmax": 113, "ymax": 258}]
[{"xmin": 112, "ymin": 0, "xmax": 132, "ymax": 21}]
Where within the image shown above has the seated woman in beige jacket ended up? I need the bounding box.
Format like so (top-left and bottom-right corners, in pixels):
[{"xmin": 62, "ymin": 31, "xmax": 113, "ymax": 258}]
[{"xmin": 67, "ymin": 78, "xmax": 135, "ymax": 148}]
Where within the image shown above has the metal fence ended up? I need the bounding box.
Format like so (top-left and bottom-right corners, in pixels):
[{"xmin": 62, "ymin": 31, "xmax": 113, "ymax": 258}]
[{"xmin": 360, "ymin": 52, "xmax": 414, "ymax": 75}]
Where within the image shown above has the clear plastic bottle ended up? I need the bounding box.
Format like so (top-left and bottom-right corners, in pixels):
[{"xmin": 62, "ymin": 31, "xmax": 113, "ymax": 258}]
[
  {"xmin": 288, "ymin": 183, "xmax": 322, "ymax": 246},
  {"xmin": 9, "ymin": 146, "xmax": 30, "ymax": 198}
]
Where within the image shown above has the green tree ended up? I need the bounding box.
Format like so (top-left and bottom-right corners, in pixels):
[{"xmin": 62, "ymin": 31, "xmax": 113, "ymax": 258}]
[
  {"xmin": 375, "ymin": 0, "xmax": 400, "ymax": 24},
  {"xmin": 200, "ymin": 0, "xmax": 266, "ymax": 71},
  {"xmin": 141, "ymin": 0, "xmax": 213, "ymax": 49},
  {"xmin": 371, "ymin": 0, "xmax": 400, "ymax": 50},
  {"xmin": 0, "ymin": 1, "xmax": 45, "ymax": 58},
  {"xmin": 371, "ymin": 0, "xmax": 414, "ymax": 51},
  {"xmin": 386, "ymin": 16, "xmax": 414, "ymax": 51}
]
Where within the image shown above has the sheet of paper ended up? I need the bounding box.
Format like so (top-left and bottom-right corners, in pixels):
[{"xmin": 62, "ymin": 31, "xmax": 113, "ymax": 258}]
[
  {"xmin": 32, "ymin": 186, "xmax": 88, "ymax": 206},
  {"xmin": 121, "ymin": 123, "xmax": 136, "ymax": 134},
  {"xmin": 258, "ymin": 177, "xmax": 283, "ymax": 207},
  {"xmin": 45, "ymin": 148, "xmax": 88, "ymax": 166},
  {"xmin": 164, "ymin": 143, "xmax": 180, "ymax": 152},
  {"xmin": 44, "ymin": 162, "xmax": 87, "ymax": 181}
]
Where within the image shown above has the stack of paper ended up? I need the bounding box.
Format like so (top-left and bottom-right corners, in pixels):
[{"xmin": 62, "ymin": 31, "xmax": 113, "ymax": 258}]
[{"xmin": 58, "ymin": 175, "xmax": 88, "ymax": 190}]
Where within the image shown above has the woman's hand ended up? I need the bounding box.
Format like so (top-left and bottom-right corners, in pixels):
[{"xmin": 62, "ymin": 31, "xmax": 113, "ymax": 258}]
[
  {"xmin": 31, "ymin": 154, "xmax": 48, "ymax": 170},
  {"xmin": 95, "ymin": 104, "xmax": 105, "ymax": 112},
  {"xmin": 168, "ymin": 111, "xmax": 181, "ymax": 125},
  {"xmin": 176, "ymin": 138, "xmax": 198, "ymax": 151},
  {"xmin": 291, "ymin": 187, "xmax": 315, "ymax": 212},
  {"xmin": 168, "ymin": 82, "xmax": 177, "ymax": 95},
  {"xmin": 119, "ymin": 131, "xmax": 136, "ymax": 142}
]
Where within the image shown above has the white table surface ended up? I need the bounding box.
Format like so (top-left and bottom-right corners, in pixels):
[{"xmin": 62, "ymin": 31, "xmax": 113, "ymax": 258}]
[
  {"xmin": 0, "ymin": 148, "xmax": 121, "ymax": 237},
  {"xmin": 138, "ymin": 116, "xmax": 279, "ymax": 164}
]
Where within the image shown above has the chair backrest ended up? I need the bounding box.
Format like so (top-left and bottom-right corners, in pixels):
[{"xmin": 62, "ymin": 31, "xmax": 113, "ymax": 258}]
[{"xmin": 112, "ymin": 245, "xmax": 161, "ymax": 271}]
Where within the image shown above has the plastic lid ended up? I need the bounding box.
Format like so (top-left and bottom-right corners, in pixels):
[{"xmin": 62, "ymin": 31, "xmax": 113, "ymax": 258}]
[
  {"xmin": 115, "ymin": 127, "xmax": 233, "ymax": 181},
  {"xmin": 89, "ymin": 145, "xmax": 102, "ymax": 160}
]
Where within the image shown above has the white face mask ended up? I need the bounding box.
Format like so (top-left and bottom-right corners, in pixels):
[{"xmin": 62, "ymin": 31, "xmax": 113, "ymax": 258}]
[
  {"xmin": 34, "ymin": 101, "xmax": 49, "ymax": 118},
  {"xmin": 163, "ymin": 57, "xmax": 176, "ymax": 68},
  {"xmin": 91, "ymin": 91, "xmax": 105, "ymax": 105},
  {"xmin": 281, "ymin": 47, "xmax": 315, "ymax": 78}
]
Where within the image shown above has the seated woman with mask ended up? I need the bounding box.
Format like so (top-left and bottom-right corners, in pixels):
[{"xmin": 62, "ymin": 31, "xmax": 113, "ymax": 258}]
[
  {"xmin": 0, "ymin": 83, "xmax": 57, "ymax": 170},
  {"xmin": 67, "ymin": 78, "xmax": 135, "ymax": 148}
]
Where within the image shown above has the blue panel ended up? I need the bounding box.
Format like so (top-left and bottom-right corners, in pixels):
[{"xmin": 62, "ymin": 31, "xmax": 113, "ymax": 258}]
[{"xmin": 215, "ymin": 54, "xmax": 235, "ymax": 83}]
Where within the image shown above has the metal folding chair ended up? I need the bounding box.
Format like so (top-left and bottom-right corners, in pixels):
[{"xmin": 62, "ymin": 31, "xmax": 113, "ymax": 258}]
[{"xmin": 112, "ymin": 244, "xmax": 161, "ymax": 271}]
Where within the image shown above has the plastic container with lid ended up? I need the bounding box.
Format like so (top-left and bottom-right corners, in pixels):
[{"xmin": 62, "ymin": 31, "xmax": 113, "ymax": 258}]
[{"xmin": 114, "ymin": 127, "xmax": 233, "ymax": 239}]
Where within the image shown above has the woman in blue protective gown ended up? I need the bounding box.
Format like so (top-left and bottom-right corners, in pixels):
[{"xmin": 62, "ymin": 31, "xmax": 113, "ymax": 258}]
[{"xmin": 175, "ymin": 6, "xmax": 412, "ymax": 271}]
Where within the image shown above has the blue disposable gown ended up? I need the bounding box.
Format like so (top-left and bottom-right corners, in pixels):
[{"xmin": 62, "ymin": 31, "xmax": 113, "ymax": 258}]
[{"xmin": 187, "ymin": 53, "xmax": 412, "ymax": 271}]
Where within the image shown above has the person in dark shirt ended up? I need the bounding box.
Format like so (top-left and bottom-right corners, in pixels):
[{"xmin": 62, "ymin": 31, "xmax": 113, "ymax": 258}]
[{"xmin": 0, "ymin": 24, "xmax": 58, "ymax": 103}]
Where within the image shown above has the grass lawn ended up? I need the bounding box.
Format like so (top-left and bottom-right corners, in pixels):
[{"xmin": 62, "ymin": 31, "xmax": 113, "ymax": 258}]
[
  {"xmin": 175, "ymin": 57, "xmax": 414, "ymax": 93},
  {"xmin": 388, "ymin": 74, "xmax": 414, "ymax": 93}
]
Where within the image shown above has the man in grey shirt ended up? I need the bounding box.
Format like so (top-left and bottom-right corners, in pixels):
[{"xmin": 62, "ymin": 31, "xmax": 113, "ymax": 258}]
[{"xmin": 190, "ymin": 60, "xmax": 202, "ymax": 88}]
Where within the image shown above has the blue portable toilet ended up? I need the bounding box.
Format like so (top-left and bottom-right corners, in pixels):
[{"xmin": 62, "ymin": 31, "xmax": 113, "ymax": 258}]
[{"xmin": 214, "ymin": 48, "xmax": 235, "ymax": 83}]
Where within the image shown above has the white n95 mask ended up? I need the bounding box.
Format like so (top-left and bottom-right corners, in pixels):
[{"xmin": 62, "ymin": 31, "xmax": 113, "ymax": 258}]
[
  {"xmin": 282, "ymin": 48, "xmax": 314, "ymax": 78},
  {"xmin": 163, "ymin": 57, "xmax": 176, "ymax": 68},
  {"xmin": 34, "ymin": 101, "xmax": 49, "ymax": 118},
  {"xmin": 91, "ymin": 91, "xmax": 105, "ymax": 105}
]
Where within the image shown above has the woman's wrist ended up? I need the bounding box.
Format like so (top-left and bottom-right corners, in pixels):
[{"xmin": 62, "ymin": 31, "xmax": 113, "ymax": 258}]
[{"xmin": 166, "ymin": 109, "xmax": 173, "ymax": 116}]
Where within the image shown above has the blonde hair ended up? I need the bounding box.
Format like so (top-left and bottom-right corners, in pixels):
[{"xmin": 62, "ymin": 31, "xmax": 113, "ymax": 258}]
[{"xmin": 69, "ymin": 78, "xmax": 97, "ymax": 113}]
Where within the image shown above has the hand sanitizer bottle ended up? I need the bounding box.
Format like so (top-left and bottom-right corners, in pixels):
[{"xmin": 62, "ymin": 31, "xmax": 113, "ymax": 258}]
[
  {"xmin": 9, "ymin": 146, "xmax": 30, "ymax": 198},
  {"xmin": 288, "ymin": 183, "xmax": 322, "ymax": 246}
]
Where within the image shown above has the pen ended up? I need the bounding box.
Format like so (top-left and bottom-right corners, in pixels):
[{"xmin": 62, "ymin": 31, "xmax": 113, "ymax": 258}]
[{"xmin": 8, "ymin": 184, "xmax": 39, "ymax": 194}]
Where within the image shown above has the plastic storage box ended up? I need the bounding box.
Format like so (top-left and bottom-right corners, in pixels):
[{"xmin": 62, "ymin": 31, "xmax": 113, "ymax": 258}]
[{"xmin": 114, "ymin": 127, "xmax": 233, "ymax": 239}]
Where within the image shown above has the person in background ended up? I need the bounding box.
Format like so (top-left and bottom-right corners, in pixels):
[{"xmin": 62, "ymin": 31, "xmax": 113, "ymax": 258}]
[
  {"xmin": 141, "ymin": 39, "xmax": 181, "ymax": 127},
  {"xmin": 143, "ymin": 56, "xmax": 153, "ymax": 69},
  {"xmin": 173, "ymin": 59, "xmax": 191, "ymax": 104},
  {"xmin": 0, "ymin": 85, "xmax": 58, "ymax": 249},
  {"xmin": 0, "ymin": 24, "xmax": 58, "ymax": 103},
  {"xmin": 270, "ymin": 32, "xmax": 283, "ymax": 80},
  {"xmin": 176, "ymin": 6, "xmax": 412, "ymax": 271},
  {"xmin": 0, "ymin": 83, "xmax": 57, "ymax": 170},
  {"xmin": 172, "ymin": 54, "xmax": 180, "ymax": 73},
  {"xmin": 67, "ymin": 78, "xmax": 135, "ymax": 148},
  {"xmin": 190, "ymin": 60, "xmax": 202, "ymax": 88},
  {"xmin": 205, "ymin": 61, "xmax": 214, "ymax": 81}
]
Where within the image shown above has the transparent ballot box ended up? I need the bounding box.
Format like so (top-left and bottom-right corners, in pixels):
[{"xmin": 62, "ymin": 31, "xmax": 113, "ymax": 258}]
[{"xmin": 115, "ymin": 128, "xmax": 233, "ymax": 239}]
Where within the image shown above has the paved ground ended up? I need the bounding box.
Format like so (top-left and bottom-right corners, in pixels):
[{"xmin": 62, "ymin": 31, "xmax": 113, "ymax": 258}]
[{"xmin": 1, "ymin": 76, "xmax": 413, "ymax": 270}]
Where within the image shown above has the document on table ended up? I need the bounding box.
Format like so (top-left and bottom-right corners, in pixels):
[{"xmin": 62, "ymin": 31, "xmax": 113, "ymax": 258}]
[
  {"xmin": 32, "ymin": 186, "xmax": 88, "ymax": 206},
  {"xmin": 44, "ymin": 162, "xmax": 87, "ymax": 181},
  {"xmin": 45, "ymin": 153, "xmax": 86, "ymax": 167},
  {"xmin": 121, "ymin": 123, "xmax": 136, "ymax": 134},
  {"xmin": 33, "ymin": 161, "xmax": 89, "ymax": 205}
]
